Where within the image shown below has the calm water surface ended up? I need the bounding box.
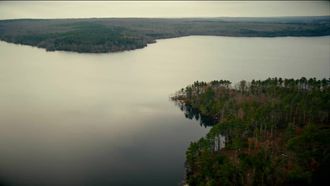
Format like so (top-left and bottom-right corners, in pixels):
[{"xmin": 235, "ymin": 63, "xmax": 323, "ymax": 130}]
[{"xmin": 0, "ymin": 36, "xmax": 329, "ymax": 186}]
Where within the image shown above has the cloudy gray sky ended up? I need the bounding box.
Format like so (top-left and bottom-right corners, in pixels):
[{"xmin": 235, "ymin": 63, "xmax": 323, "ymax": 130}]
[{"xmin": 0, "ymin": 1, "xmax": 329, "ymax": 20}]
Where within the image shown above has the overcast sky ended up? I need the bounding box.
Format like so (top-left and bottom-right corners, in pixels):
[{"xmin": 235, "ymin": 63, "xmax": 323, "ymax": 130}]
[{"xmin": 0, "ymin": 1, "xmax": 329, "ymax": 20}]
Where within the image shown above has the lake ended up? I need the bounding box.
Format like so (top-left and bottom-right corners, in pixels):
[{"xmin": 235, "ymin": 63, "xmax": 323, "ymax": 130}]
[{"xmin": 0, "ymin": 36, "xmax": 329, "ymax": 186}]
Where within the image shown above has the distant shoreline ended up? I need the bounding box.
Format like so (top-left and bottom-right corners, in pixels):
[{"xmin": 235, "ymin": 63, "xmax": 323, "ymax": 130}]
[
  {"xmin": 2, "ymin": 35, "xmax": 330, "ymax": 55},
  {"xmin": 0, "ymin": 17, "xmax": 329, "ymax": 53}
]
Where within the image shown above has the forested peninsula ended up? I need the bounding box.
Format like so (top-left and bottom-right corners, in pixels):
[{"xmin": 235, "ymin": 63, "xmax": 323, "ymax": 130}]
[
  {"xmin": 0, "ymin": 16, "xmax": 329, "ymax": 53},
  {"xmin": 172, "ymin": 77, "xmax": 330, "ymax": 186}
]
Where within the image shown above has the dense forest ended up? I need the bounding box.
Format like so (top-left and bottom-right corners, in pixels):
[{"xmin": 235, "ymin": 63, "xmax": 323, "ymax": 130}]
[
  {"xmin": 172, "ymin": 77, "xmax": 329, "ymax": 186},
  {"xmin": 0, "ymin": 16, "xmax": 329, "ymax": 53}
]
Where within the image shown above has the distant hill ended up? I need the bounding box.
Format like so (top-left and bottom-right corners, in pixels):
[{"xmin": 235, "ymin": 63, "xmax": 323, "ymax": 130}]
[{"xmin": 0, "ymin": 16, "xmax": 329, "ymax": 53}]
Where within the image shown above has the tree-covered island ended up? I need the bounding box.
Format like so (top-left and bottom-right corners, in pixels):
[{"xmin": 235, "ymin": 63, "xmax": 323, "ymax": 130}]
[
  {"xmin": 0, "ymin": 16, "xmax": 329, "ymax": 53},
  {"xmin": 172, "ymin": 77, "xmax": 329, "ymax": 186}
]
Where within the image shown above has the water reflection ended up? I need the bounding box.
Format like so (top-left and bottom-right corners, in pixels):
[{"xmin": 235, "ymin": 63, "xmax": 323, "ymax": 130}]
[
  {"xmin": 172, "ymin": 100, "xmax": 227, "ymax": 151},
  {"xmin": 173, "ymin": 101, "xmax": 217, "ymax": 127}
]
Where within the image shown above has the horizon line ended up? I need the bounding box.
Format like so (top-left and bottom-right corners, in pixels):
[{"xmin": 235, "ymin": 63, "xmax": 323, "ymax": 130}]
[{"xmin": 1, "ymin": 15, "xmax": 329, "ymax": 21}]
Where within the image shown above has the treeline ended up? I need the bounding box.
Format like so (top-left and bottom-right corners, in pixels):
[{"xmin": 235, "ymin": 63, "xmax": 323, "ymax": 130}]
[
  {"xmin": 0, "ymin": 17, "xmax": 329, "ymax": 53},
  {"xmin": 172, "ymin": 77, "xmax": 330, "ymax": 186},
  {"xmin": 0, "ymin": 23, "xmax": 153, "ymax": 53}
]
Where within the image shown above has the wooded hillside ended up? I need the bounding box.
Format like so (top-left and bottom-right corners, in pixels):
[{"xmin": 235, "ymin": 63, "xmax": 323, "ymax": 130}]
[
  {"xmin": 0, "ymin": 16, "xmax": 329, "ymax": 53},
  {"xmin": 172, "ymin": 77, "xmax": 330, "ymax": 186}
]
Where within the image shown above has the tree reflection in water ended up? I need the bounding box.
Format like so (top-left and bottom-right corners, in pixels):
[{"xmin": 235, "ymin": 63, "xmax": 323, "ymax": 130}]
[{"xmin": 173, "ymin": 101, "xmax": 217, "ymax": 127}]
